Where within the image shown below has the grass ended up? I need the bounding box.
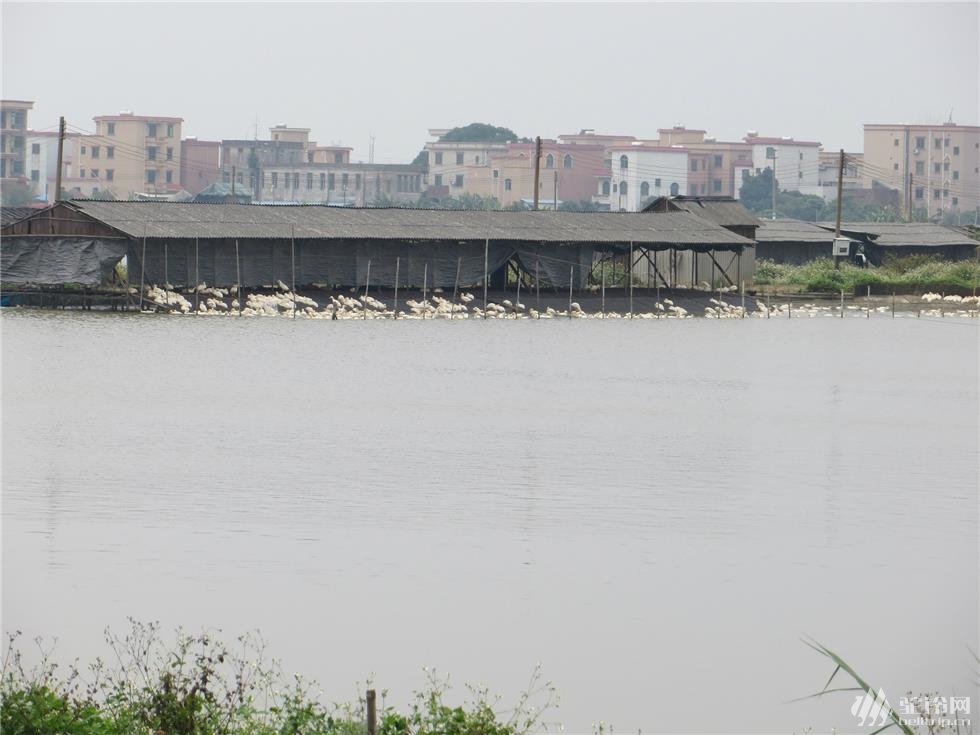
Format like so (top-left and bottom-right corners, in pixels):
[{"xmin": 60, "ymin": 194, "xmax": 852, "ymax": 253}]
[
  {"xmin": 1, "ymin": 621, "xmax": 558, "ymax": 735},
  {"xmin": 754, "ymin": 255, "xmax": 980, "ymax": 295}
]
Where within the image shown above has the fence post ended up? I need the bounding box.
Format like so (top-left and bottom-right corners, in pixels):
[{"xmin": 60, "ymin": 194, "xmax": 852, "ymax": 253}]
[{"xmin": 367, "ymin": 690, "xmax": 377, "ymax": 735}]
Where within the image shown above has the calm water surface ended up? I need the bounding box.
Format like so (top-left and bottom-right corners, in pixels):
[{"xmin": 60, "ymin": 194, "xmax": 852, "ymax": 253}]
[{"xmin": 2, "ymin": 311, "xmax": 978, "ymax": 733}]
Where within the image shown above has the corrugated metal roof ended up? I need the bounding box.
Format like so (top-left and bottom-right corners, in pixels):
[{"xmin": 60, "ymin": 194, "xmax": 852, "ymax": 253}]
[
  {"xmin": 643, "ymin": 196, "xmax": 760, "ymax": 228},
  {"xmin": 755, "ymin": 218, "xmax": 837, "ymax": 243},
  {"xmin": 817, "ymin": 222, "xmax": 979, "ymax": 248},
  {"xmin": 62, "ymin": 201, "xmax": 755, "ymax": 248},
  {"xmin": 1, "ymin": 206, "xmax": 40, "ymax": 227}
]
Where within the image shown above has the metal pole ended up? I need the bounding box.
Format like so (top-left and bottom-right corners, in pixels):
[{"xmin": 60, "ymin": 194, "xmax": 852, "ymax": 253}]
[
  {"xmin": 834, "ymin": 149, "xmax": 845, "ymax": 270},
  {"xmin": 483, "ymin": 237, "xmax": 489, "ymax": 318},
  {"xmin": 451, "ymin": 255, "xmax": 461, "ymax": 320},
  {"xmin": 164, "ymin": 242, "xmax": 169, "ymax": 308},
  {"xmin": 291, "ymin": 224, "xmax": 297, "ymax": 318},
  {"xmin": 892, "ymin": 291, "xmax": 895, "ymax": 318},
  {"xmin": 363, "ymin": 258, "xmax": 371, "ymax": 320},
  {"xmin": 235, "ymin": 239, "xmax": 241, "ymax": 315},
  {"xmin": 532, "ymin": 136, "xmax": 542, "ymax": 210},
  {"xmin": 138, "ymin": 225, "xmax": 147, "ymax": 311},
  {"xmin": 568, "ymin": 265, "xmax": 573, "ymax": 318},
  {"xmin": 393, "ymin": 256, "xmax": 400, "ymax": 318},
  {"xmin": 840, "ymin": 288, "xmax": 844, "ymax": 318},
  {"xmin": 741, "ymin": 280, "xmax": 745, "ymax": 317},
  {"xmin": 628, "ymin": 241, "xmax": 634, "ymax": 319},
  {"xmin": 422, "ymin": 262, "xmax": 428, "ymax": 319},
  {"xmin": 601, "ymin": 263, "xmax": 606, "ymax": 318},
  {"xmin": 195, "ymin": 237, "xmax": 200, "ymax": 313},
  {"xmin": 55, "ymin": 116, "xmax": 65, "ymax": 202},
  {"xmin": 515, "ymin": 266, "xmax": 521, "ymax": 316},
  {"xmin": 535, "ymin": 259, "xmax": 540, "ymax": 314}
]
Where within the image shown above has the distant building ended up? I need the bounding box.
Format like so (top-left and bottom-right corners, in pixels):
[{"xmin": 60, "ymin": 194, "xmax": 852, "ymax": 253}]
[
  {"xmin": 421, "ymin": 129, "xmax": 510, "ymax": 194},
  {"xmin": 603, "ymin": 144, "xmax": 689, "ymax": 211},
  {"xmin": 255, "ymin": 162, "xmax": 425, "ymax": 205},
  {"xmin": 71, "ymin": 112, "xmax": 184, "ymax": 199},
  {"xmin": 180, "ymin": 138, "xmax": 222, "ymax": 195},
  {"xmin": 743, "ymin": 132, "xmax": 821, "ymax": 196},
  {"xmin": 1, "ymin": 100, "xmax": 33, "ymax": 189},
  {"xmin": 862, "ymin": 122, "xmax": 980, "ymax": 218},
  {"xmin": 816, "ymin": 150, "xmax": 863, "ymax": 201}
]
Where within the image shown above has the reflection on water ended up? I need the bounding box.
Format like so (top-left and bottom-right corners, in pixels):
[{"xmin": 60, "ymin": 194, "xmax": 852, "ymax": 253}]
[{"xmin": 2, "ymin": 312, "xmax": 978, "ymax": 732}]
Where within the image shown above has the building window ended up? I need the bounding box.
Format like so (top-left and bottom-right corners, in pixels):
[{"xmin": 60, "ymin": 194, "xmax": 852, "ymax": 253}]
[
  {"xmin": 915, "ymin": 161, "xmax": 924, "ymax": 174},
  {"xmin": 107, "ymin": 123, "xmax": 115, "ymax": 135},
  {"xmin": 492, "ymin": 169, "xmax": 499, "ymax": 178},
  {"xmin": 914, "ymin": 187, "xmax": 923, "ymax": 200},
  {"xmin": 545, "ymin": 153, "xmax": 554, "ymax": 168},
  {"xmin": 943, "ymin": 161, "xmax": 949, "ymax": 171},
  {"xmin": 147, "ymin": 146, "xmax": 157, "ymax": 161},
  {"xmin": 915, "ymin": 136, "xmax": 925, "ymax": 149},
  {"xmin": 106, "ymin": 169, "xmax": 113, "ymax": 181},
  {"xmin": 456, "ymin": 152, "xmax": 464, "ymax": 165},
  {"xmin": 655, "ymin": 178, "xmax": 661, "ymax": 187},
  {"xmin": 934, "ymin": 138, "xmax": 942, "ymax": 149},
  {"xmin": 619, "ymin": 155, "xmax": 628, "ymax": 169},
  {"xmin": 434, "ymin": 152, "xmax": 443, "ymax": 165},
  {"xmin": 713, "ymin": 155, "xmax": 723, "ymax": 167},
  {"xmin": 307, "ymin": 172, "xmax": 313, "ymax": 189},
  {"xmin": 601, "ymin": 180, "xmax": 610, "ymax": 196},
  {"xmin": 91, "ymin": 169, "xmax": 99, "ymax": 178},
  {"xmin": 933, "ymin": 189, "xmax": 940, "ymax": 200},
  {"xmin": 893, "ymin": 138, "xmax": 899, "ymax": 146},
  {"xmin": 713, "ymin": 179, "xmax": 722, "ymax": 192},
  {"xmin": 505, "ymin": 178, "xmax": 512, "ymax": 191},
  {"xmin": 146, "ymin": 170, "xmax": 156, "ymax": 184},
  {"xmin": 293, "ymin": 173, "xmax": 300, "ymax": 189},
  {"xmin": 953, "ymin": 170, "xmax": 959, "ymax": 180},
  {"xmin": 107, "ymin": 146, "xmax": 114, "ymax": 159},
  {"xmin": 952, "ymin": 197, "xmax": 959, "ymax": 206},
  {"xmin": 79, "ymin": 167, "xmax": 85, "ymax": 177},
  {"xmin": 953, "ymin": 146, "xmax": 960, "ymax": 155},
  {"xmin": 691, "ymin": 160, "xmax": 698, "ymax": 172},
  {"xmin": 612, "ymin": 184, "xmax": 617, "ymax": 193},
  {"xmin": 31, "ymin": 142, "xmax": 40, "ymax": 154},
  {"xmin": 893, "ymin": 163, "xmax": 899, "ymax": 170},
  {"xmin": 320, "ymin": 173, "xmax": 326, "ymax": 190},
  {"xmin": 434, "ymin": 174, "xmax": 442, "ymax": 186},
  {"xmin": 563, "ymin": 154, "xmax": 572, "ymax": 169},
  {"xmin": 640, "ymin": 181, "xmax": 649, "ymax": 198},
  {"xmin": 165, "ymin": 170, "xmax": 172, "ymax": 183},
  {"xmin": 31, "ymin": 169, "xmax": 39, "ymax": 182},
  {"xmin": 328, "ymin": 173, "xmax": 335, "ymax": 190},
  {"xmin": 81, "ymin": 145, "xmax": 86, "ymax": 155},
  {"xmin": 167, "ymin": 124, "xmax": 174, "ymax": 137},
  {"xmin": 272, "ymin": 172, "xmax": 278, "ymax": 187},
  {"xmin": 619, "ymin": 181, "xmax": 628, "ymax": 196},
  {"xmin": 147, "ymin": 123, "xmax": 158, "ymax": 137},
  {"xmin": 166, "ymin": 147, "xmax": 173, "ymax": 161},
  {"xmin": 933, "ymin": 162, "xmax": 941, "ymax": 174},
  {"xmin": 453, "ymin": 174, "xmax": 463, "ymax": 187},
  {"xmin": 341, "ymin": 173, "xmax": 349, "ymax": 190},
  {"xmin": 92, "ymin": 146, "xmax": 100, "ymax": 159},
  {"xmin": 334, "ymin": 152, "xmax": 343, "ymax": 163},
  {"xmin": 670, "ymin": 182, "xmax": 680, "ymax": 196}
]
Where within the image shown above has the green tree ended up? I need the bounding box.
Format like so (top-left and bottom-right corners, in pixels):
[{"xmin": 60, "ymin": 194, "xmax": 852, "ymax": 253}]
[
  {"xmin": 439, "ymin": 123, "xmax": 527, "ymax": 144},
  {"xmin": 0, "ymin": 181, "xmax": 34, "ymax": 206},
  {"xmin": 738, "ymin": 168, "xmax": 777, "ymax": 215}
]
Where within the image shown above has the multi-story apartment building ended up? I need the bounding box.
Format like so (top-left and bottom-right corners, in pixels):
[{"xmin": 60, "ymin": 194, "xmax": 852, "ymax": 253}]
[
  {"xmin": 863, "ymin": 122, "xmax": 980, "ymax": 217},
  {"xmin": 816, "ymin": 150, "xmax": 863, "ymax": 200},
  {"xmin": 255, "ymin": 162, "xmax": 425, "ymax": 205},
  {"xmin": 1, "ymin": 100, "xmax": 33, "ymax": 186},
  {"xmin": 657, "ymin": 127, "xmax": 755, "ymax": 199},
  {"xmin": 421, "ymin": 129, "xmax": 510, "ymax": 193},
  {"xmin": 180, "ymin": 138, "xmax": 222, "ymax": 195},
  {"xmin": 744, "ymin": 133, "xmax": 822, "ymax": 197},
  {"xmin": 25, "ymin": 131, "xmax": 63, "ymax": 201},
  {"xmin": 603, "ymin": 144, "xmax": 690, "ymax": 211},
  {"xmin": 70, "ymin": 112, "xmax": 183, "ymax": 199}
]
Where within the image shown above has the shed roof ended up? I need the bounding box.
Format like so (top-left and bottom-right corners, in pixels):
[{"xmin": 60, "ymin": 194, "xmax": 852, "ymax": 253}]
[
  {"xmin": 50, "ymin": 200, "xmax": 754, "ymax": 249},
  {"xmin": 0, "ymin": 206, "xmax": 40, "ymax": 227},
  {"xmin": 816, "ymin": 222, "xmax": 978, "ymax": 248},
  {"xmin": 641, "ymin": 196, "xmax": 760, "ymax": 228},
  {"xmin": 755, "ymin": 218, "xmax": 838, "ymax": 243}
]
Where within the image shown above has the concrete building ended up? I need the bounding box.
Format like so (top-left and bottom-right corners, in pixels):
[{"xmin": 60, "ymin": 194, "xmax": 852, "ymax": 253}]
[
  {"xmin": 255, "ymin": 162, "xmax": 425, "ymax": 205},
  {"xmin": 70, "ymin": 112, "xmax": 183, "ymax": 199},
  {"xmin": 744, "ymin": 133, "xmax": 821, "ymax": 197},
  {"xmin": 180, "ymin": 138, "xmax": 222, "ymax": 195},
  {"xmin": 1, "ymin": 99, "xmax": 33, "ymax": 188},
  {"xmin": 602, "ymin": 144, "xmax": 690, "ymax": 211},
  {"xmin": 25, "ymin": 131, "xmax": 64, "ymax": 202},
  {"xmin": 657, "ymin": 127, "xmax": 755, "ymax": 199},
  {"xmin": 862, "ymin": 122, "xmax": 980, "ymax": 219},
  {"xmin": 421, "ymin": 129, "xmax": 510, "ymax": 194},
  {"xmin": 816, "ymin": 150, "xmax": 863, "ymax": 200}
]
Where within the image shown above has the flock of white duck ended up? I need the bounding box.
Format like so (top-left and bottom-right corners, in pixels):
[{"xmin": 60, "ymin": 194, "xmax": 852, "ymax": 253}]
[{"xmin": 138, "ymin": 283, "xmax": 980, "ymax": 320}]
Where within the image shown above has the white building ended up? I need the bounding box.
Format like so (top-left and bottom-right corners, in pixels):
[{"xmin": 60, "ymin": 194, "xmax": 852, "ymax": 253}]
[
  {"xmin": 602, "ymin": 144, "xmax": 689, "ymax": 211},
  {"xmin": 744, "ymin": 133, "xmax": 821, "ymax": 197}
]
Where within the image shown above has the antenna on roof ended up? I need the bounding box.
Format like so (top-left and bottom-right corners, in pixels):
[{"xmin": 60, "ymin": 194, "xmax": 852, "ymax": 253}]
[{"xmin": 947, "ymin": 108, "xmax": 954, "ymax": 124}]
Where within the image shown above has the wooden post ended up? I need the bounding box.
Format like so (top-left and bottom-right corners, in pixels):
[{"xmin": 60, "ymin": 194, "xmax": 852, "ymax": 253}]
[
  {"xmin": 601, "ymin": 262, "xmax": 606, "ymax": 318},
  {"xmin": 291, "ymin": 224, "xmax": 297, "ymax": 318},
  {"xmin": 394, "ymin": 256, "xmax": 400, "ymax": 318},
  {"xmin": 515, "ymin": 265, "xmax": 521, "ymax": 316},
  {"xmin": 535, "ymin": 259, "xmax": 540, "ymax": 314},
  {"xmin": 194, "ymin": 237, "xmax": 200, "ymax": 313},
  {"xmin": 364, "ymin": 259, "xmax": 371, "ymax": 320},
  {"xmin": 138, "ymin": 225, "xmax": 147, "ymax": 311},
  {"xmin": 55, "ymin": 116, "xmax": 65, "ymax": 202},
  {"xmin": 628, "ymin": 241, "xmax": 634, "ymax": 319},
  {"xmin": 236, "ymin": 239, "xmax": 242, "ymax": 315},
  {"xmin": 367, "ymin": 690, "xmax": 377, "ymax": 735},
  {"xmin": 422, "ymin": 262, "xmax": 428, "ymax": 319},
  {"xmin": 568, "ymin": 265, "xmax": 573, "ymax": 318},
  {"xmin": 164, "ymin": 241, "xmax": 169, "ymax": 308},
  {"xmin": 840, "ymin": 289, "xmax": 844, "ymax": 318},
  {"xmin": 892, "ymin": 291, "xmax": 895, "ymax": 318}
]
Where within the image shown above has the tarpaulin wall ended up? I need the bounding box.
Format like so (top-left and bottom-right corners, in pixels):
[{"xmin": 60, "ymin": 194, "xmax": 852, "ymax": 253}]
[
  {"xmin": 513, "ymin": 244, "xmax": 594, "ymax": 289},
  {"xmin": 1, "ymin": 237, "xmax": 128, "ymax": 285},
  {"xmin": 127, "ymin": 239, "xmax": 519, "ymax": 288}
]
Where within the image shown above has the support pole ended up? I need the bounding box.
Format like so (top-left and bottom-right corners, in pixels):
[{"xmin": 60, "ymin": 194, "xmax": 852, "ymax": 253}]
[
  {"xmin": 393, "ymin": 256, "xmax": 400, "ymax": 318},
  {"xmin": 164, "ymin": 242, "xmax": 169, "ymax": 308},
  {"xmin": 235, "ymin": 239, "xmax": 241, "ymax": 315},
  {"xmin": 515, "ymin": 265, "xmax": 521, "ymax": 317},
  {"xmin": 451, "ymin": 255, "xmax": 461, "ymax": 320},
  {"xmin": 422, "ymin": 262, "xmax": 428, "ymax": 318},
  {"xmin": 553, "ymin": 169, "xmax": 558, "ymax": 211},
  {"xmin": 483, "ymin": 237, "xmax": 489, "ymax": 318},
  {"xmin": 628, "ymin": 241, "xmax": 634, "ymax": 319},
  {"xmin": 291, "ymin": 224, "xmax": 297, "ymax": 318},
  {"xmin": 532, "ymin": 136, "xmax": 542, "ymax": 210},
  {"xmin": 834, "ymin": 149, "xmax": 845, "ymax": 270},
  {"xmin": 535, "ymin": 259, "xmax": 540, "ymax": 314},
  {"xmin": 367, "ymin": 690, "xmax": 377, "ymax": 735},
  {"xmin": 194, "ymin": 237, "xmax": 200, "ymax": 313},
  {"xmin": 840, "ymin": 289, "xmax": 844, "ymax": 318},
  {"xmin": 568, "ymin": 265, "xmax": 573, "ymax": 318},
  {"xmin": 363, "ymin": 258, "xmax": 371, "ymax": 320},
  {"xmin": 55, "ymin": 116, "xmax": 65, "ymax": 202},
  {"xmin": 138, "ymin": 225, "xmax": 147, "ymax": 311},
  {"xmin": 601, "ymin": 263, "xmax": 606, "ymax": 318}
]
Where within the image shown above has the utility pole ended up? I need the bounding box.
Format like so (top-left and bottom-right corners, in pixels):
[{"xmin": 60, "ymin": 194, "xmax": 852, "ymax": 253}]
[
  {"xmin": 553, "ymin": 169, "xmax": 558, "ymax": 211},
  {"xmin": 767, "ymin": 146, "xmax": 777, "ymax": 220},
  {"xmin": 532, "ymin": 136, "xmax": 542, "ymax": 210},
  {"xmin": 908, "ymin": 174, "xmax": 914, "ymax": 223},
  {"xmin": 833, "ymin": 149, "xmax": 845, "ymax": 270},
  {"xmin": 54, "ymin": 116, "xmax": 65, "ymax": 202}
]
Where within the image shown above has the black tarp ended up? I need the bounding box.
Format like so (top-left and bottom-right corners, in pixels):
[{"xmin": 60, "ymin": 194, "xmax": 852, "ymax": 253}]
[{"xmin": 1, "ymin": 237, "xmax": 128, "ymax": 285}]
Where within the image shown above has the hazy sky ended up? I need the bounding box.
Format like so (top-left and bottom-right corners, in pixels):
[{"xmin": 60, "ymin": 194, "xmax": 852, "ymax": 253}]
[{"xmin": 3, "ymin": 2, "xmax": 978, "ymax": 163}]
